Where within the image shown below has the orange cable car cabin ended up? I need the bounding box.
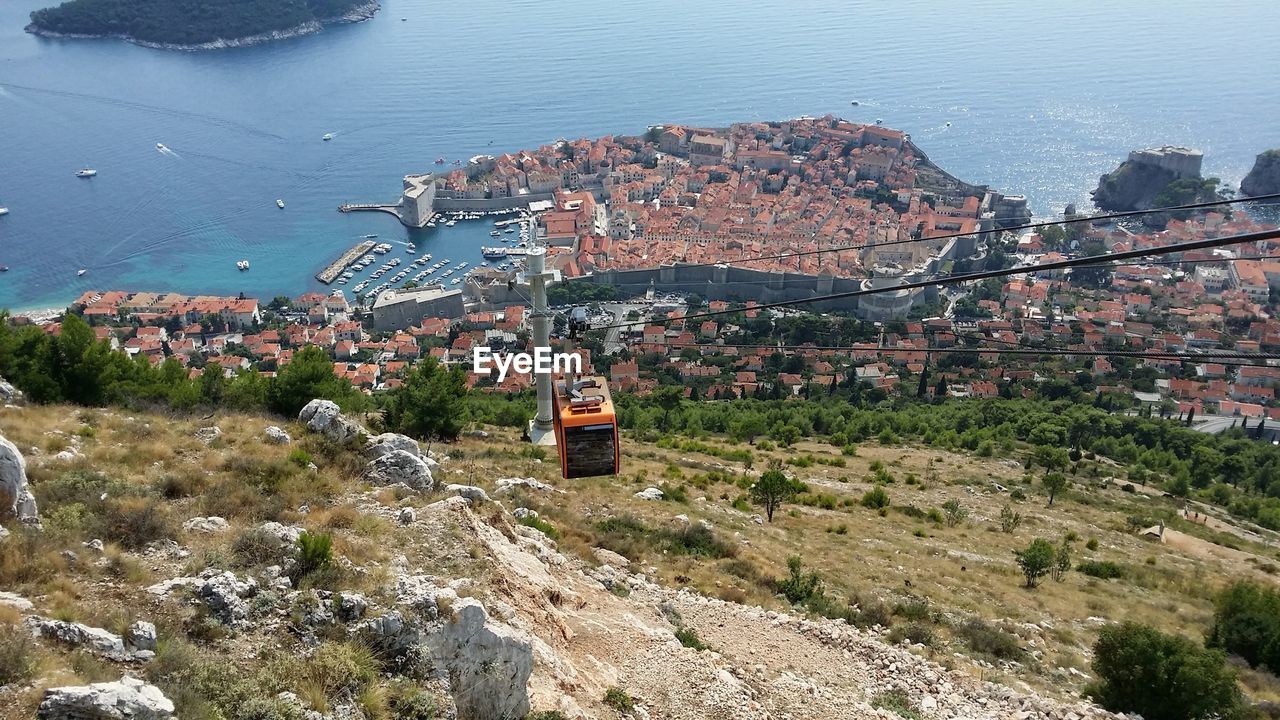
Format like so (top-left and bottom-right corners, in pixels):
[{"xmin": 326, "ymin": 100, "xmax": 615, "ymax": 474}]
[{"xmin": 552, "ymin": 375, "xmax": 620, "ymax": 479}]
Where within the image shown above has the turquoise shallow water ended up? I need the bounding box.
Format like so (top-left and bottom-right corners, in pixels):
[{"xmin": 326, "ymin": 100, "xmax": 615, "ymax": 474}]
[{"xmin": 1, "ymin": 0, "xmax": 1278, "ymax": 311}]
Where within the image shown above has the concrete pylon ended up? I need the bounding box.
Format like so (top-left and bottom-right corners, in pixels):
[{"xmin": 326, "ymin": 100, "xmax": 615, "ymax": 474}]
[{"xmin": 519, "ymin": 244, "xmax": 559, "ymax": 446}]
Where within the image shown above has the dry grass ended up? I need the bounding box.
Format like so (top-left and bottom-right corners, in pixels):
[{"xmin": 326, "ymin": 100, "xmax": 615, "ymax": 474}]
[
  {"xmin": 435, "ymin": 425, "xmax": 1280, "ymax": 701},
  {"xmin": 3, "ymin": 401, "xmax": 1279, "ymax": 709}
]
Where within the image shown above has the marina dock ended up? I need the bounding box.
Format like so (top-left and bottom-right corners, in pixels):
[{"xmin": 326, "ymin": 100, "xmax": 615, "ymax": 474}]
[{"xmin": 316, "ymin": 240, "xmax": 376, "ymax": 284}]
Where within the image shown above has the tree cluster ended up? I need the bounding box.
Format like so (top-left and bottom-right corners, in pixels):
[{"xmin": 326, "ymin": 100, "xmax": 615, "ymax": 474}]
[{"xmin": 28, "ymin": 0, "xmax": 367, "ymax": 45}]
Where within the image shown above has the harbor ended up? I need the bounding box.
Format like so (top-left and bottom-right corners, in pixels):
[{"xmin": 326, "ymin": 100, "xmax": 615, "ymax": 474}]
[{"xmin": 315, "ymin": 240, "xmax": 376, "ymax": 284}]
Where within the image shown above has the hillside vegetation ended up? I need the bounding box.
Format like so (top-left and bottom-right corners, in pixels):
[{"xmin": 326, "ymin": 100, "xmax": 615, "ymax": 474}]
[
  {"xmin": 27, "ymin": 0, "xmax": 374, "ymax": 46},
  {"xmin": 3, "ymin": 392, "xmax": 1280, "ymax": 718}
]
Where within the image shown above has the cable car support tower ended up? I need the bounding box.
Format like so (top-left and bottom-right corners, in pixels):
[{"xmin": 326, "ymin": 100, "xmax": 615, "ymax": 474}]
[{"xmin": 520, "ymin": 246, "xmax": 559, "ymax": 447}]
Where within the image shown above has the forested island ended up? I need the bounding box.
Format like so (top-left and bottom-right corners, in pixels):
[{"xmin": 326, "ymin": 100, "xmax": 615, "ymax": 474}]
[{"xmin": 26, "ymin": 0, "xmax": 379, "ymax": 50}]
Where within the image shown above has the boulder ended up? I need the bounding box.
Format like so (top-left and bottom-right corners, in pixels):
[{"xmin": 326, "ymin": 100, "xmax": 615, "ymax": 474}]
[
  {"xmin": 494, "ymin": 477, "xmax": 560, "ymax": 495},
  {"xmin": 512, "ymin": 507, "xmax": 538, "ymax": 520},
  {"xmin": 334, "ymin": 592, "xmax": 368, "ymax": 622},
  {"xmin": 263, "ymin": 426, "xmax": 292, "ymax": 444},
  {"xmin": 593, "ymin": 547, "xmax": 631, "ymax": 568},
  {"xmin": 634, "ymin": 487, "xmax": 664, "ymax": 501},
  {"xmin": 255, "ymin": 521, "xmax": 305, "ymax": 548},
  {"xmin": 444, "ymin": 484, "xmax": 489, "ymax": 503},
  {"xmin": 0, "ymin": 590, "xmax": 34, "ymax": 612},
  {"xmin": 31, "ymin": 619, "xmax": 142, "ymax": 662},
  {"xmin": 83, "ymin": 538, "xmax": 105, "ymax": 553},
  {"xmin": 52, "ymin": 448, "xmax": 83, "ymax": 463},
  {"xmin": 0, "ymin": 376, "xmax": 23, "ymax": 405},
  {"xmin": 38, "ymin": 676, "xmax": 174, "ymax": 719},
  {"xmin": 364, "ymin": 432, "xmax": 421, "ymax": 459},
  {"xmin": 126, "ymin": 621, "xmax": 157, "ymax": 654},
  {"xmin": 427, "ymin": 598, "xmax": 533, "ymax": 720},
  {"xmin": 298, "ymin": 399, "xmax": 365, "ymax": 445},
  {"xmin": 365, "ymin": 450, "xmax": 433, "ymax": 490},
  {"xmin": 196, "ymin": 570, "xmax": 258, "ymax": 627},
  {"xmin": 394, "ymin": 574, "xmax": 457, "ymax": 620},
  {"xmin": 194, "ymin": 426, "xmax": 222, "ymax": 444},
  {"xmin": 397, "ymin": 507, "xmax": 416, "ymax": 525},
  {"xmin": 0, "ymin": 433, "xmax": 39, "ymax": 524},
  {"xmin": 356, "ymin": 610, "xmax": 423, "ymax": 663},
  {"xmin": 182, "ymin": 516, "xmax": 230, "ymax": 534}
]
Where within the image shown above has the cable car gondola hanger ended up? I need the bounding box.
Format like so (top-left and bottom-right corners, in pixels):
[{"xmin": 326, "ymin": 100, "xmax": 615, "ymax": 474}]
[{"xmin": 551, "ymin": 306, "xmax": 620, "ymax": 479}]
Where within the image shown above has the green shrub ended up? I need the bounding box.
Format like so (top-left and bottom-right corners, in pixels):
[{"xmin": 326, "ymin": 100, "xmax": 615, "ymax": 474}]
[
  {"xmin": 287, "ymin": 448, "xmax": 313, "ymax": 468},
  {"xmin": 777, "ymin": 555, "xmax": 822, "ymax": 605},
  {"xmin": 94, "ymin": 496, "xmax": 178, "ymax": 550},
  {"xmin": 861, "ymin": 486, "xmax": 890, "ymax": 509},
  {"xmin": 603, "ymin": 687, "xmax": 634, "ymax": 712},
  {"xmin": 1015, "ymin": 538, "xmax": 1056, "ymax": 588},
  {"xmin": 1086, "ymin": 537, "xmax": 1099, "ymax": 551},
  {"xmin": 674, "ymin": 626, "xmax": 707, "ymax": 651},
  {"xmin": 887, "ymin": 621, "xmax": 936, "ymax": 647},
  {"xmin": 232, "ymin": 527, "xmax": 290, "ymax": 568},
  {"xmin": 872, "ymin": 689, "xmax": 922, "ymax": 719},
  {"xmin": 1207, "ymin": 580, "xmax": 1280, "ymax": 672},
  {"xmin": 1087, "ymin": 622, "xmax": 1244, "ymax": 720},
  {"xmin": 1078, "ymin": 560, "xmax": 1124, "ymax": 580},
  {"xmin": 0, "ymin": 621, "xmax": 39, "ymax": 686},
  {"xmin": 386, "ymin": 679, "xmax": 440, "ymax": 720},
  {"xmin": 657, "ymin": 482, "xmax": 689, "ymax": 503},
  {"xmin": 893, "ymin": 597, "xmax": 932, "ymax": 622},
  {"xmin": 296, "ymin": 531, "xmax": 333, "ymax": 579},
  {"xmin": 526, "ymin": 713, "xmax": 567, "ymax": 720},
  {"xmin": 955, "ymin": 618, "xmax": 1023, "ymax": 660},
  {"xmin": 518, "ymin": 515, "xmax": 560, "ymax": 539},
  {"xmin": 663, "ymin": 524, "xmax": 735, "ymax": 559},
  {"xmin": 851, "ymin": 598, "xmax": 894, "ymax": 629}
]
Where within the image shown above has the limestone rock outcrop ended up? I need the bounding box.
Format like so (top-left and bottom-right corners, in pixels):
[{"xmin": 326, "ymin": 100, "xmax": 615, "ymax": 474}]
[
  {"xmin": 298, "ymin": 398, "xmax": 365, "ymax": 444},
  {"xmin": 263, "ymin": 425, "xmax": 292, "ymax": 444},
  {"xmin": 31, "ymin": 619, "xmax": 136, "ymax": 661},
  {"xmin": 365, "ymin": 449, "xmax": 434, "ymax": 490},
  {"xmin": 1241, "ymin": 149, "xmax": 1280, "ymax": 199},
  {"xmin": 194, "ymin": 426, "xmax": 222, "ymax": 444},
  {"xmin": 182, "ymin": 516, "xmax": 230, "ymax": 534},
  {"xmin": 0, "ymin": 376, "xmax": 23, "ymax": 405},
  {"xmin": 37, "ymin": 676, "xmax": 174, "ymax": 719},
  {"xmin": 1092, "ymin": 145, "xmax": 1208, "ymax": 213},
  {"xmin": 364, "ymin": 432, "xmax": 422, "ymax": 459},
  {"xmin": 0, "ymin": 432, "xmax": 39, "ymax": 524},
  {"xmin": 427, "ymin": 597, "xmax": 534, "ymax": 720}
]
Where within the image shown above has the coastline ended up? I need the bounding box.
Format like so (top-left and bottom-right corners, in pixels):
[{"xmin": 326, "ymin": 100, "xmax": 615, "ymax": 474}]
[{"xmin": 24, "ymin": 0, "xmax": 379, "ymax": 52}]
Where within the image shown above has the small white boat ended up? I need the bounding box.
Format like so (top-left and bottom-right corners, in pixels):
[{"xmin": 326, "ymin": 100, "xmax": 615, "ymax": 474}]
[
  {"xmin": 363, "ymin": 234, "xmax": 378, "ymax": 239},
  {"xmin": 156, "ymin": 143, "xmax": 169, "ymax": 152},
  {"xmin": 236, "ymin": 260, "xmax": 250, "ymax": 271},
  {"xmin": 407, "ymin": 242, "xmax": 416, "ymax": 250},
  {"xmin": 0, "ymin": 207, "xmax": 8, "ymax": 217},
  {"xmin": 322, "ymin": 133, "xmax": 334, "ymax": 141},
  {"xmin": 76, "ymin": 168, "xmax": 97, "ymax": 178},
  {"xmin": 77, "ymin": 269, "xmax": 87, "ymax": 277},
  {"xmin": 276, "ymin": 199, "xmax": 285, "ymax": 209}
]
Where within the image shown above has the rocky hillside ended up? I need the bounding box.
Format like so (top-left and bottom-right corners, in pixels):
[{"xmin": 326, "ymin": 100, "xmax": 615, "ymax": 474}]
[
  {"xmin": 1241, "ymin": 150, "xmax": 1280, "ymax": 199},
  {"xmin": 1, "ymin": 391, "xmax": 1275, "ymax": 718}
]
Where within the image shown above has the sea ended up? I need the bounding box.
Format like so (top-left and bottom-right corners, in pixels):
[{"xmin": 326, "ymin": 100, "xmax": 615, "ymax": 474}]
[{"xmin": 1, "ymin": 0, "xmax": 1278, "ymax": 313}]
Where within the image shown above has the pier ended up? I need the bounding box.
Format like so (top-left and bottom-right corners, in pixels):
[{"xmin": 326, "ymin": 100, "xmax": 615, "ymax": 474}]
[
  {"xmin": 338, "ymin": 203, "xmax": 403, "ymax": 222},
  {"xmin": 316, "ymin": 240, "xmax": 376, "ymax": 284}
]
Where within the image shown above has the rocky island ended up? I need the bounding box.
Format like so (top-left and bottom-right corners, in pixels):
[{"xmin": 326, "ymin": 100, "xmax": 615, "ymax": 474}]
[
  {"xmin": 1091, "ymin": 145, "xmax": 1221, "ymax": 212},
  {"xmin": 25, "ymin": 0, "xmax": 379, "ymax": 51},
  {"xmin": 1241, "ymin": 149, "xmax": 1280, "ymax": 200}
]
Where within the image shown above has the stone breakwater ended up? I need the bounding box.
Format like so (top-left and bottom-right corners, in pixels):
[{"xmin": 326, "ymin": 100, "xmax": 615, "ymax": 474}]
[{"xmin": 25, "ymin": 0, "xmax": 380, "ymax": 51}]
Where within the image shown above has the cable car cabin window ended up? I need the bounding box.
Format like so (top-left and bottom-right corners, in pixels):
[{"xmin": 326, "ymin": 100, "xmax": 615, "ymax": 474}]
[{"xmin": 561, "ymin": 422, "xmax": 617, "ymax": 479}]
